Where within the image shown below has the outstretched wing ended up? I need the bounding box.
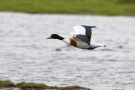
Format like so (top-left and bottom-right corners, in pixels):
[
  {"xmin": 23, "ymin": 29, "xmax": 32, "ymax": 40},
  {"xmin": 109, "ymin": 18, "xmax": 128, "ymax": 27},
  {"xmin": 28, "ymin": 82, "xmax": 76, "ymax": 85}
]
[
  {"xmin": 70, "ymin": 25, "xmax": 95, "ymax": 39},
  {"xmin": 70, "ymin": 25, "xmax": 86, "ymax": 35},
  {"xmin": 70, "ymin": 25, "xmax": 90, "ymax": 45},
  {"xmin": 81, "ymin": 25, "xmax": 93, "ymax": 38}
]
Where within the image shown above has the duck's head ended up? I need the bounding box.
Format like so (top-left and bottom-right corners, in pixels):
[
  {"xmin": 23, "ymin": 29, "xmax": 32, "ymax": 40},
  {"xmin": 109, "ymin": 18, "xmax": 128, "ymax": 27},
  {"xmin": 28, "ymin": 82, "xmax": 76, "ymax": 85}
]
[{"xmin": 47, "ymin": 34, "xmax": 64, "ymax": 40}]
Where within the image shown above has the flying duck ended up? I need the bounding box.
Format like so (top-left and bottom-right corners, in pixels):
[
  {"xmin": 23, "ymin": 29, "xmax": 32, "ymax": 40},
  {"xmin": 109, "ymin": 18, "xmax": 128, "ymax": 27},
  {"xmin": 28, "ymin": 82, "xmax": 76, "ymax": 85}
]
[{"xmin": 47, "ymin": 25, "xmax": 106, "ymax": 50}]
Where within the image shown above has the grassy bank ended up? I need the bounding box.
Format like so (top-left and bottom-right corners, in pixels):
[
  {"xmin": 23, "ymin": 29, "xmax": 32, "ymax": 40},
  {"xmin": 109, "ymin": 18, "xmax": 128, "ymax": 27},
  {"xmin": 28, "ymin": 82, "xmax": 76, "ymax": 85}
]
[
  {"xmin": 0, "ymin": 80, "xmax": 91, "ymax": 90},
  {"xmin": 0, "ymin": 0, "xmax": 135, "ymax": 16}
]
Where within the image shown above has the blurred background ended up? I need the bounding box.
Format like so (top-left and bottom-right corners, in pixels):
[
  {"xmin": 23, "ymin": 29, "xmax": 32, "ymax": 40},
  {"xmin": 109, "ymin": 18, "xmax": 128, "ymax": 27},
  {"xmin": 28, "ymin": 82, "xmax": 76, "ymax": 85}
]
[
  {"xmin": 0, "ymin": 0, "xmax": 135, "ymax": 16},
  {"xmin": 0, "ymin": 0, "xmax": 135, "ymax": 90}
]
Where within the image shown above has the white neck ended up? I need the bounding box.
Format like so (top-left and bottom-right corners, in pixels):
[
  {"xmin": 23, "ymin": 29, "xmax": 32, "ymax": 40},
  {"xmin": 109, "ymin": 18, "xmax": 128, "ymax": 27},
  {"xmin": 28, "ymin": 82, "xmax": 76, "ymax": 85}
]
[{"xmin": 62, "ymin": 39, "xmax": 70, "ymax": 45}]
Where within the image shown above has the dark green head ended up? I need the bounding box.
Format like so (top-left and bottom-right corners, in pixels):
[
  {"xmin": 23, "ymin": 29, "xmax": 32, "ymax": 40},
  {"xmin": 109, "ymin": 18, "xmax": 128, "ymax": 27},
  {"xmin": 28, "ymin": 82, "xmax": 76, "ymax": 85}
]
[{"xmin": 47, "ymin": 34, "xmax": 64, "ymax": 40}]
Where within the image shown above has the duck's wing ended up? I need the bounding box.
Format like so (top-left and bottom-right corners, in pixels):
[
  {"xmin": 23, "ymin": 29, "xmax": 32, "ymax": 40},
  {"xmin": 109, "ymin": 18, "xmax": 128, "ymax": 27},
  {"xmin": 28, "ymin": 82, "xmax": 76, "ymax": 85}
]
[
  {"xmin": 70, "ymin": 25, "xmax": 92, "ymax": 45},
  {"xmin": 70, "ymin": 25, "xmax": 96, "ymax": 39},
  {"xmin": 70, "ymin": 25, "xmax": 86, "ymax": 36},
  {"xmin": 81, "ymin": 25, "xmax": 96, "ymax": 38}
]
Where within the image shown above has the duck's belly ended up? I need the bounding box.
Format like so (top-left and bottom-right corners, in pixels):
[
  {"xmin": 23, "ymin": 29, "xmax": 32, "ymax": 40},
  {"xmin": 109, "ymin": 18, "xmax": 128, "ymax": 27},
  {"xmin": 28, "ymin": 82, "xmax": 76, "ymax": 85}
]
[
  {"xmin": 63, "ymin": 38, "xmax": 90, "ymax": 49},
  {"xmin": 76, "ymin": 40, "xmax": 90, "ymax": 48}
]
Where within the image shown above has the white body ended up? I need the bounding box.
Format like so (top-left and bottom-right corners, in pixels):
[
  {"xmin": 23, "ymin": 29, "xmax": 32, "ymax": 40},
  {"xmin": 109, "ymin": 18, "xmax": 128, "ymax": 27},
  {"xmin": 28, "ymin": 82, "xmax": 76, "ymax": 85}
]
[
  {"xmin": 63, "ymin": 25, "xmax": 106, "ymax": 49},
  {"xmin": 63, "ymin": 38, "xmax": 105, "ymax": 49},
  {"xmin": 63, "ymin": 38, "xmax": 89, "ymax": 48}
]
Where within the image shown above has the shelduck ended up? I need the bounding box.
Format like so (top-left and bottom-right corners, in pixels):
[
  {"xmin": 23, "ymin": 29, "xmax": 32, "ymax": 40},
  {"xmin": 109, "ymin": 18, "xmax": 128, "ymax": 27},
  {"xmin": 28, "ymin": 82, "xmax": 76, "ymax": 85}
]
[{"xmin": 47, "ymin": 25, "xmax": 106, "ymax": 50}]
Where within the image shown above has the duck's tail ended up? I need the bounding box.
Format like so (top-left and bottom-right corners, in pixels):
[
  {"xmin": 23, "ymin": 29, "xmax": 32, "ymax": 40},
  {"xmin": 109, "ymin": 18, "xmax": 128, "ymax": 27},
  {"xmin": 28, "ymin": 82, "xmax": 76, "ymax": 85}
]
[{"xmin": 90, "ymin": 41, "xmax": 106, "ymax": 47}]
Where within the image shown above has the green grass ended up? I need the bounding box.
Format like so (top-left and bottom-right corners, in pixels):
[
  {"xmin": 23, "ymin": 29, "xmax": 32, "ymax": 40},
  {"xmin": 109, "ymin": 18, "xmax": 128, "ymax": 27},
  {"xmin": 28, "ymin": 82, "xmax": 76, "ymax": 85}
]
[
  {"xmin": 0, "ymin": 0, "xmax": 135, "ymax": 16},
  {"xmin": 0, "ymin": 80, "xmax": 91, "ymax": 90},
  {"xmin": 17, "ymin": 82, "xmax": 49, "ymax": 89},
  {"xmin": 0, "ymin": 80, "xmax": 15, "ymax": 88}
]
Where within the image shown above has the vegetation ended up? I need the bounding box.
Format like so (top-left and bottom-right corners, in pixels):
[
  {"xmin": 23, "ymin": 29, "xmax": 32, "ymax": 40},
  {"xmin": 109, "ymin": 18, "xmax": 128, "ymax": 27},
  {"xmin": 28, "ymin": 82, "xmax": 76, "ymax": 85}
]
[
  {"xmin": 0, "ymin": 80, "xmax": 91, "ymax": 90},
  {"xmin": 116, "ymin": 0, "xmax": 135, "ymax": 3},
  {"xmin": 0, "ymin": 0, "xmax": 135, "ymax": 16},
  {"xmin": 0, "ymin": 80, "xmax": 15, "ymax": 88},
  {"xmin": 17, "ymin": 82, "xmax": 50, "ymax": 89}
]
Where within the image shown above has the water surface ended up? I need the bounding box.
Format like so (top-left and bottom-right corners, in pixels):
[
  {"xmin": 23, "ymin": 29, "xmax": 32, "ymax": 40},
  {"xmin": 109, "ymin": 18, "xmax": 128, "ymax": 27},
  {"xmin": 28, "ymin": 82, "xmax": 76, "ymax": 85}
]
[{"xmin": 0, "ymin": 12, "xmax": 135, "ymax": 90}]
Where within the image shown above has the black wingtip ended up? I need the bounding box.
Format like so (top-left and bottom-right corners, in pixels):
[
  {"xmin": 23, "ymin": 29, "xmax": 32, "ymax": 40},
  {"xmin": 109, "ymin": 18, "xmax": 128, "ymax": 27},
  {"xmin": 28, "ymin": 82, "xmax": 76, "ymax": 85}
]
[
  {"xmin": 81, "ymin": 25, "xmax": 96, "ymax": 28},
  {"xmin": 90, "ymin": 26, "xmax": 96, "ymax": 28}
]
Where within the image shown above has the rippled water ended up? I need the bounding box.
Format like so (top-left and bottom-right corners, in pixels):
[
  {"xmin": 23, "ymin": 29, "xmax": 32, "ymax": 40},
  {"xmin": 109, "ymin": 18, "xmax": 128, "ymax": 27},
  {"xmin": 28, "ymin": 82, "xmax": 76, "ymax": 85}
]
[{"xmin": 0, "ymin": 12, "xmax": 135, "ymax": 90}]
